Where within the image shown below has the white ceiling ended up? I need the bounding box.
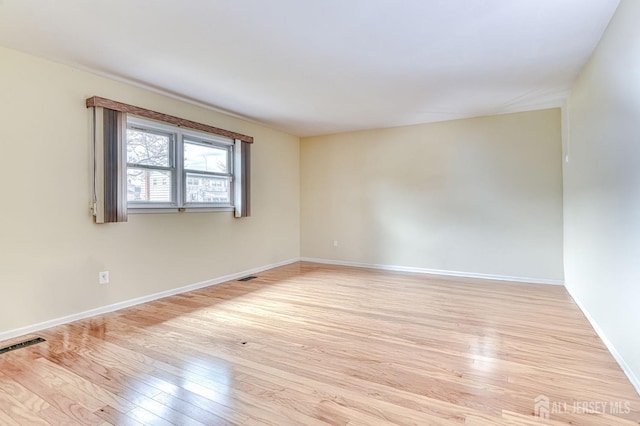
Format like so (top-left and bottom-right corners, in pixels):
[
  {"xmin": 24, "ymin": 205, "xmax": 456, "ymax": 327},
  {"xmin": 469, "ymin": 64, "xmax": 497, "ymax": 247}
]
[{"xmin": 0, "ymin": 1, "xmax": 619, "ymax": 136}]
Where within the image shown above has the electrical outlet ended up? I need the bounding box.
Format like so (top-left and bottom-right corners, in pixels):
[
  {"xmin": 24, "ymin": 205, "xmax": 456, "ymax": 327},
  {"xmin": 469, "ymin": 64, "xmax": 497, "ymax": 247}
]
[
  {"xmin": 333, "ymin": 240, "xmax": 339, "ymax": 247},
  {"xmin": 99, "ymin": 271, "xmax": 109, "ymax": 284}
]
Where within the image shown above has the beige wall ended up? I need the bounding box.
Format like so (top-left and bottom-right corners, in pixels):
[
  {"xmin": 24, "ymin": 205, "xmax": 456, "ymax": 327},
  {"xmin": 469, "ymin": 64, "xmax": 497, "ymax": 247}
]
[
  {"xmin": 0, "ymin": 46, "xmax": 300, "ymax": 334},
  {"xmin": 563, "ymin": 0, "xmax": 640, "ymax": 389},
  {"xmin": 301, "ymin": 109, "xmax": 564, "ymax": 281}
]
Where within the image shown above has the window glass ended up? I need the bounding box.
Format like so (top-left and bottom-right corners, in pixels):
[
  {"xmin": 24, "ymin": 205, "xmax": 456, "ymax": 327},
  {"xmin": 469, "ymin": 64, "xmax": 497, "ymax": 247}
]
[
  {"xmin": 184, "ymin": 140, "xmax": 228, "ymax": 173},
  {"xmin": 185, "ymin": 173, "xmax": 231, "ymax": 204},
  {"xmin": 126, "ymin": 129, "xmax": 171, "ymax": 167},
  {"xmin": 127, "ymin": 168, "xmax": 172, "ymax": 202}
]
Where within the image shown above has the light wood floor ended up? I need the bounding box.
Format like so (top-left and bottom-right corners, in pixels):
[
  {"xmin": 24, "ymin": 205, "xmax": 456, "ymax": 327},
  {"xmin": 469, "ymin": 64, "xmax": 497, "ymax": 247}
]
[{"xmin": 0, "ymin": 262, "xmax": 638, "ymax": 425}]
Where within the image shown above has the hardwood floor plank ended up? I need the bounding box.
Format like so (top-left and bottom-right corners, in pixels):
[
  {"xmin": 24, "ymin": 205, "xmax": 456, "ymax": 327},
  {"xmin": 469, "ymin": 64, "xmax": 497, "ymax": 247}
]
[
  {"xmin": 0, "ymin": 388, "xmax": 50, "ymax": 426},
  {"xmin": 35, "ymin": 349, "xmax": 163, "ymax": 406},
  {"xmin": 0, "ymin": 370, "xmax": 50, "ymax": 414},
  {"xmin": 0, "ymin": 371, "xmax": 86, "ymax": 425},
  {"xmin": 150, "ymin": 390, "xmax": 235, "ymax": 425},
  {"xmin": 93, "ymin": 405, "xmax": 143, "ymax": 426},
  {"xmin": 0, "ymin": 409, "xmax": 22, "ymax": 426},
  {"xmin": 33, "ymin": 357, "xmax": 136, "ymax": 413},
  {"xmin": 125, "ymin": 405, "xmax": 178, "ymax": 426},
  {"xmin": 1, "ymin": 356, "xmax": 104, "ymax": 425},
  {"xmin": 0, "ymin": 262, "xmax": 638, "ymax": 425}
]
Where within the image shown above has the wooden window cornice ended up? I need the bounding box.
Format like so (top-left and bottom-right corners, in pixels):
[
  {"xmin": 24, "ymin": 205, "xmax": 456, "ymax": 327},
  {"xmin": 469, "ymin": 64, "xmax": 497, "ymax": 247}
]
[{"xmin": 86, "ymin": 96, "xmax": 253, "ymax": 143}]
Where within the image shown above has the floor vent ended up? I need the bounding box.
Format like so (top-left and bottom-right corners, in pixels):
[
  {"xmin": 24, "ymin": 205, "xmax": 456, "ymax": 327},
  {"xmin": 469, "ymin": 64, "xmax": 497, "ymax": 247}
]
[
  {"xmin": 238, "ymin": 276, "xmax": 258, "ymax": 282},
  {"xmin": 0, "ymin": 337, "xmax": 46, "ymax": 355}
]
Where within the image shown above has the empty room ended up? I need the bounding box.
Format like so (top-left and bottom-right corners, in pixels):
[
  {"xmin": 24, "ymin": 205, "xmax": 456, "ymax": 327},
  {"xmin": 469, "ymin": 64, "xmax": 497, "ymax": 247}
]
[{"xmin": 1, "ymin": 0, "xmax": 639, "ymax": 424}]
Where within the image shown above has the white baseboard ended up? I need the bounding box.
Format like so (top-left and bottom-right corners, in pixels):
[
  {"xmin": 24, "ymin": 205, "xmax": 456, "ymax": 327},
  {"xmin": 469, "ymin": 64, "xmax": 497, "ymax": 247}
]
[
  {"xmin": 564, "ymin": 285, "xmax": 640, "ymax": 397},
  {"xmin": 300, "ymin": 257, "xmax": 564, "ymax": 286},
  {"xmin": 0, "ymin": 258, "xmax": 299, "ymax": 343}
]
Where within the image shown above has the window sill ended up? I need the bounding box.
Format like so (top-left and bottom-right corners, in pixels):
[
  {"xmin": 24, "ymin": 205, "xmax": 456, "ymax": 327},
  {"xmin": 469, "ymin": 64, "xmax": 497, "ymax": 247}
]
[{"xmin": 128, "ymin": 207, "xmax": 235, "ymax": 214}]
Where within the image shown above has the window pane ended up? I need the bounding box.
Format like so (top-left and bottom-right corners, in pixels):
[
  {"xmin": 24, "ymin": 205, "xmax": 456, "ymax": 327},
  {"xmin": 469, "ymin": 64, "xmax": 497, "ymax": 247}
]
[
  {"xmin": 185, "ymin": 173, "xmax": 230, "ymax": 204},
  {"xmin": 184, "ymin": 141, "xmax": 228, "ymax": 173},
  {"xmin": 127, "ymin": 168, "xmax": 172, "ymax": 202},
  {"xmin": 127, "ymin": 129, "xmax": 171, "ymax": 167}
]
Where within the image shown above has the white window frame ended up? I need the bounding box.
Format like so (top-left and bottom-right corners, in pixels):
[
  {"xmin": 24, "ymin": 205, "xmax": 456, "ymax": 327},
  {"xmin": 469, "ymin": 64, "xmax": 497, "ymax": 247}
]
[{"xmin": 127, "ymin": 116, "xmax": 235, "ymax": 213}]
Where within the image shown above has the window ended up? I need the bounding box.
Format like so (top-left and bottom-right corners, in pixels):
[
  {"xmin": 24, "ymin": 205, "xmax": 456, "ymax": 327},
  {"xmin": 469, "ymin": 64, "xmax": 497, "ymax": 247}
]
[
  {"xmin": 126, "ymin": 126, "xmax": 174, "ymax": 203},
  {"xmin": 88, "ymin": 96, "xmax": 251, "ymax": 223},
  {"xmin": 126, "ymin": 116, "xmax": 234, "ymax": 211}
]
